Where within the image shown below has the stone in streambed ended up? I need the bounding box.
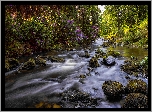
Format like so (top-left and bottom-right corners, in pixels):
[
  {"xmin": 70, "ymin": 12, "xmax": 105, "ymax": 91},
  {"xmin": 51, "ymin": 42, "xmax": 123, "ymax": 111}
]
[
  {"xmin": 89, "ymin": 57, "xmax": 100, "ymax": 68},
  {"xmin": 102, "ymin": 80, "xmax": 124, "ymax": 101},
  {"xmin": 5, "ymin": 58, "xmax": 19, "ymax": 72},
  {"xmin": 47, "ymin": 56, "xmax": 65, "ymax": 63},
  {"xmin": 79, "ymin": 50, "xmax": 90, "ymax": 58},
  {"xmin": 102, "ymin": 56, "xmax": 116, "ymax": 66},
  {"xmin": 121, "ymin": 93, "xmax": 148, "ymax": 108},
  {"xmin": 21, "ymin": 58, "xmax": 36, "ymax": 70},
  {"xmin": 125, "ymin": 79, "xmax": 148, "ymax": 95}
]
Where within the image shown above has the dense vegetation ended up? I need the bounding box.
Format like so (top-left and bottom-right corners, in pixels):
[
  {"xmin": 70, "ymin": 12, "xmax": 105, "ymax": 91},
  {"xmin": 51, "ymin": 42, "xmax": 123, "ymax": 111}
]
[
  {"xmin": 5, "ymin": 5, "xmax": 148, "ymax": 70},
  {"xmin": 100, "ymin": 5, "xmax": 148, "ymax": 48},
  {"xmin": 5, "ymin": 5, "xmax": 101, "ymax": 58}
]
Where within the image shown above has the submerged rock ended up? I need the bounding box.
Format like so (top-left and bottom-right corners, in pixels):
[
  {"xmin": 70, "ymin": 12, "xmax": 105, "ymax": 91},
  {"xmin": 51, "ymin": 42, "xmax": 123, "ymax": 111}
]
[
  {"xmin": 89, "ymin": 57, "xmax": 100, "ymax": 68},
  {"xmin": 121, "ymin": 93, "xmax": 148, "ymax": 108},
  {"xmin": 102, "ymin": 56, "xmax": 116, "ymax": 66},
  {"xmin": 79, "ymin": 50, "xmax": 90, "ymax": 58},
  {"xmin": 125, "ymin": 79, "xmax": 148, "ymax": 95},
  {"xmin": 102, "ymin": 80, "xmax": 124, "ymax": 101}
]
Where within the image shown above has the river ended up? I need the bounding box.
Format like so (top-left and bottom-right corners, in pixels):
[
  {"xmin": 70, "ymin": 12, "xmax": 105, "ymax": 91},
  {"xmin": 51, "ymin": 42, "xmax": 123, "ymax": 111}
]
[{"xmin": 5, "ymin": 38, "xmax": 148, "ymax": 108}]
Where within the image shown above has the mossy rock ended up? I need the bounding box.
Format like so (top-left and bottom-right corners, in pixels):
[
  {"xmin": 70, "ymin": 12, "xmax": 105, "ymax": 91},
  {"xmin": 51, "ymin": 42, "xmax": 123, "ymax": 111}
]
[
  {"xmin": 35, "ymin": 55, "xmax": 46, "ymax": 66},
  {"xmin": 121, "ymin": 59, "xmax": 141, "ymax": 77},
  {"xmin": 21, "ymin": 58, "xmax": 36, "ymax": 70},
  {"xmin": 107, "ymin": 50, "xmax": 121, "ymax": 57},
  {"xmin": 5, "ymin": 60, "xmax": 10, "ymax": 72},
  {"xmin": 30, "ymin": 102, "xmax": 62, "ymax": 108},
  {"xmin": 95, "ymin": 48, "xmax": 106, "ymax": 58},
  {"xmin": 61, "ymin": 89, "xmax": 98, "ymax": 107},
  {"xmin": 102, "ymin": 42, "xmax": 110, "ymax": 47},
  {"xmin": 5, "ymin": 58, "xmax": 19, "ymax": 72},
  {"xmin": 102, "ymin": 80, "xmax": 124, "ymax": 101},
  {"xmin": 125, "ymin": 79, "xmax": 148, "ymax": 95},
  {"xmin": 79, "ymin": 74, "xmax": 86, "ymax": 78},
  {"xmin": 89, "ymin": 57, "xmax": 100, "ymax": 68},
  {"xmin": 48, "ymin": 56, "xmax": 65, "ymax": 63},
  {"xmin": 121, "ymin": 93, "xmax": 148, "ymax": 108}
]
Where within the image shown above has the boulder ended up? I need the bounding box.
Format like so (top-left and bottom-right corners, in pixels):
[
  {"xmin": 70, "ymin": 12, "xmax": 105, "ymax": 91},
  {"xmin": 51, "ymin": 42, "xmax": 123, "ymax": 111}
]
[
  {"xmin": 102, "ymin": 56, "xmax": 116, "ymax": 66},
  {"xmin": 35, "ymin": 55, "xmax": 46, "ymax": 66},
  {"xmin": 121, "ymin": 93, "xmax": 148, "ymax": 108},
  {"xmin": 125, "ymin": 79, "xmax": 148, "ymax": 95},
  {"xmin": 89, "ymin": 57, "xmax": 100, "ymax": 68},
  {"xmin": 102, "ymin": 80, "xmax": 124, "ymax": 101},
  {"xmin": 48, "ymin": 56, "xmax": 65, "ymax": 63},
  {"xmin": 79, "ymin": 50, "xmax": 90, "ymax": 58},
  {"xmin": 21, "ymin": 58, "xmax": 36, "ymax": 70},
  {"xmin": 5, "ymin": 58, "xmax": 19, "ymax": 72}
]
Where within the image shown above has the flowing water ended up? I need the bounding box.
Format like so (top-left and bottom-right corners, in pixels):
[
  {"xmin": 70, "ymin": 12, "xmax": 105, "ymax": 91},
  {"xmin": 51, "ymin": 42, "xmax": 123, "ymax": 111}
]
[{"xmin": 5, "ymin": 38, "xmax": 148, "ymax": 108}]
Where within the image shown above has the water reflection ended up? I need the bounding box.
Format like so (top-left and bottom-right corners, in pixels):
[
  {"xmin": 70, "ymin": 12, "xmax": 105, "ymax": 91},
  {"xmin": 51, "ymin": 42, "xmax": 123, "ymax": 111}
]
[{"xmin": 108, "ymin": 46, "xmax": 148, "ymax": 59}]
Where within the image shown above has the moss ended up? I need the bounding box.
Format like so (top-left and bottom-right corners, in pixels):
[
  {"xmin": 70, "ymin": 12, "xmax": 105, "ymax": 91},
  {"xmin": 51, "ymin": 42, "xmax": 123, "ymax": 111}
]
[
  {"xmin": 102, "ymin": 80, "xmax": 124, "ymax": 101},
  {"xmin": 89, "ymin": 57, "xmax": 100, "ymax": 68},
  {"xmin": 121, "ymin": 93, "xmax": 148, "ymax": 108},
  {"xmin": 48, "ymin": 56, "xmax": 65, "ymax": 63},
  {"xmin": 125, "ymin": 79, "xmax": 147, "ymax": 95},
  {"xmin": 5, "ymin": 58, "xmax": 19, "ymax": 72},
  {"xmin": 121, "ymin": 56, "xmax": 148, "ymax": 78},
  {"xmin": 33, "ymin": 102, "xmax": 62, "ymax": 108},
  {"xmin": 35, "ymin": 55, "xmax": 46, "ymax": 66},
  {"xmin": 107, "ymin": 50, "xmax": 121, "ymax": 57},
  {"xmin": 21, "ymin": 58, "xmax": 36, "ymax": 70},
  {"xmin": 52, "ymin": 103, "xmax": 62, "ymax": 108}
]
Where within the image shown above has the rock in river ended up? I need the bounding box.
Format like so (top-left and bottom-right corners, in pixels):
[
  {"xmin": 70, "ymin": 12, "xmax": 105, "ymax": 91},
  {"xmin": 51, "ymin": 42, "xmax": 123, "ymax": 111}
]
[
  {"xmin": 79, "ymin": 50, "xmax": 90, "ymax": 58},
  {"xmin": 121, "ymin": 93, "xmax": 148, "ymax": 108},
  {"xmin": 89, "ymin": 57, "xmax": 100, "ymax": 68},
  {"xmin": 35, "ymin": 55, "xmax": 46, "ymax": 66},
  {"xmin": 102, "ymin": 80, "xmax": 124, "ymax": 101},
  {"xmin": 102, "ymin": 56, "xmax": 116, "ymax": 66},
  {"xmin": 21, "ymin": 58, "xmax": 36, "ymax": 70},
  {"xmin": 125, "ymin": 79, "xmax": 148, "ymax": 95},
  {"xmin": 5, "ymin": 58, "xmax": 19, "ymax": 72}
]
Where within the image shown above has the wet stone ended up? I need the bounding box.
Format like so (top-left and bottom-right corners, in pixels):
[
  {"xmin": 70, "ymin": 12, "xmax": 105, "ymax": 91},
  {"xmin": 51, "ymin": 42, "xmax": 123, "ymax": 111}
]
[
  {"xmin": 60, "ymin": 89, "xmax": 99, "ymax": 108},
  {"xmin": 121, "ymin": 93, "xmax": 148, "ymax": 108},
  {"xmin": 102, "ymin": 80, "xmax": 124, "ymax": 101},
  {"xmin": 125, "ymin": 79, "xmax": 148, "ymax": 95},
  {"xmin": 47, "ymin": 56, "xmax": 65, "ymax": 63},
  {"xmin": 35, "ymin": 55, "xmax": 46, "ymax": 66},
  {"xmin": 5, "ymin": 58, "xmax": 19, "ymax": 72},
  {"xmin": 28, "ymin": 101, "xmax": 62, "ymax": 108},
  {"xmin": 102, "ymin": 56, "xmax": 116, "ymax": 66},
  {"xmin": 79, "ymin": 50, "xmax": 90, "ymax": 58},
  {"xmin": 89, "ymin": 57, "xmax": 100, "ymax": 68},
  {"xmin": 21, "ymin": 58, "xmax": 36, "ymax": 70}
]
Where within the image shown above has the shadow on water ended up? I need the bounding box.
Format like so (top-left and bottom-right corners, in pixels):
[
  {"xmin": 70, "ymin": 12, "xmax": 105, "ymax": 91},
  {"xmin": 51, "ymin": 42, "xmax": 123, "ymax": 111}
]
[{"xmin": 5, "ymin": 38, "xmax": 148, "ymax": 108}]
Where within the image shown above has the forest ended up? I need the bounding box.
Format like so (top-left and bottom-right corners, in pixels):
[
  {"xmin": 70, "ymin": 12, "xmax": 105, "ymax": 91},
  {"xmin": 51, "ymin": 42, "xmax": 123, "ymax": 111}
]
[{"xmin": 4, "ymin": 4, "xmax": 149, "ymax": 109}]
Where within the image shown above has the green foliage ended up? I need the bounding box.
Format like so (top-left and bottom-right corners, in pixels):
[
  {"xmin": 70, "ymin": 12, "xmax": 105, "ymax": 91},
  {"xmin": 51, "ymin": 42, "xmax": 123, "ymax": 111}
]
[{"xmin": 100, "ymin": 5, "xmax": 148, "ymax": 48}]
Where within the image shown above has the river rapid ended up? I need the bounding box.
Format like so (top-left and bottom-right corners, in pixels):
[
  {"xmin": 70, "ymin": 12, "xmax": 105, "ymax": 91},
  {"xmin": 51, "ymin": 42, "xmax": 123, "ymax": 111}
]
[{"xmin": 5, "ymin": 38, "xmax": 148, "ymax": 108}]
